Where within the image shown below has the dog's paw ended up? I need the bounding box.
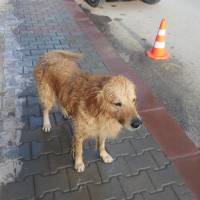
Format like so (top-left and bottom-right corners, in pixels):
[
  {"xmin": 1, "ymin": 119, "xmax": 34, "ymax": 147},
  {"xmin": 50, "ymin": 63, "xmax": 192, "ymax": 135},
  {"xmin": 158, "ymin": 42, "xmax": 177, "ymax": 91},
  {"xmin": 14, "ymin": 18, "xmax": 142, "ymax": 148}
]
[
  {"xmin": 101, "ymin": 152, "xmax": 114, "ymax": 163},
  {"xmin": 75, "ymin": 162, "xmax": 85, "ymax": 173},
  {"xmin": 42, "ymin": 123, "xmax": 51, "ymax": 132}
]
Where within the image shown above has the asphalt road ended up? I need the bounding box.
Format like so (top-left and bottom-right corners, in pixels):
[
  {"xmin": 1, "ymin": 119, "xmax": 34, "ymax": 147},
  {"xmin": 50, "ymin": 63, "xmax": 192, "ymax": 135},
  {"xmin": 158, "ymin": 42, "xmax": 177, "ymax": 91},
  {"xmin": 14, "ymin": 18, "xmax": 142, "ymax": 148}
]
[{"xmin": 77, "ymin": 0, "xmax": 200, "ymax": 148}]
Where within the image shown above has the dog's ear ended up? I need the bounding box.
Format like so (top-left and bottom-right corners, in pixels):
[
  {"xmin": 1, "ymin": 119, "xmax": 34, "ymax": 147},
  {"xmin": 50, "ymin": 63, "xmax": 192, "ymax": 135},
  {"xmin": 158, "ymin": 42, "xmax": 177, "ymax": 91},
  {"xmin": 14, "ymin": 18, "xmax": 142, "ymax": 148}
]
[{"xmin": 86, "ymin": 76, "xmax": 111, "ymax": 117}]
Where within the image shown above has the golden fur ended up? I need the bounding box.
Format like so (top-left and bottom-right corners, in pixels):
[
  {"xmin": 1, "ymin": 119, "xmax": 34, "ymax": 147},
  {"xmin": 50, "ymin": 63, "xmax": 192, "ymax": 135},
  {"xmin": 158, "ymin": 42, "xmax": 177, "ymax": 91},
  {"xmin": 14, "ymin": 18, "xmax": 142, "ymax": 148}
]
[{"xmin": 33, "ymin": 50, "xmax": 141, "ymax": 172}]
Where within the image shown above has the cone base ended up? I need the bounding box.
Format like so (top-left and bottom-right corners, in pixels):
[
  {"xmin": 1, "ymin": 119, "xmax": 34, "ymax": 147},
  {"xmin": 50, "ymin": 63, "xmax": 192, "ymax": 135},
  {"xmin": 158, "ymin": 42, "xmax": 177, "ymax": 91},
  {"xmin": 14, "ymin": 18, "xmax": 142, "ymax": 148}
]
[{"xmin": 146, "ymin": 49, "xmax": 169, "ymax": 60}]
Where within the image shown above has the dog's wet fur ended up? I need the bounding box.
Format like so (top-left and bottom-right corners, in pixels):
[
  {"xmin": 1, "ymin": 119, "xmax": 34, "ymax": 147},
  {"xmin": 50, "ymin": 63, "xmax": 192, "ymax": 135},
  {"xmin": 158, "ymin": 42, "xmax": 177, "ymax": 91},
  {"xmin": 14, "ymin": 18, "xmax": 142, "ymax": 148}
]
[{"xmin": 33, "ymin": 50, "xmax": 142, "ymax": 172}]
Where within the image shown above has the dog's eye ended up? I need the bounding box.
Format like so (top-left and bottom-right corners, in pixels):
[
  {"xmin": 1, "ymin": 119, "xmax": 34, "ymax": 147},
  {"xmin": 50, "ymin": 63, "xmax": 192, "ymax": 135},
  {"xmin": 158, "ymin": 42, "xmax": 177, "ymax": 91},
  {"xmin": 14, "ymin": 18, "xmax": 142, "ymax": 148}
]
[
  {"xmin": 114, "ymin": 102, "xmax": 122, "ymax": 107},
  {"xmin": 133, "ymin": 98, "xmax": 136, "ymax": 103}
]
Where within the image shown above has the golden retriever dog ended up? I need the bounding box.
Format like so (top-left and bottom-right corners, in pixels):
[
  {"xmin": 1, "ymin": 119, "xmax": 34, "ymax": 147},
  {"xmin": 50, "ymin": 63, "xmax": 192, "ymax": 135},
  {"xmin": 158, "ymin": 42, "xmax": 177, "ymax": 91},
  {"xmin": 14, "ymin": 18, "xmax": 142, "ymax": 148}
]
[{"xmin": 33, "ymin": 50, "xmax": 142, "ymax": 172}]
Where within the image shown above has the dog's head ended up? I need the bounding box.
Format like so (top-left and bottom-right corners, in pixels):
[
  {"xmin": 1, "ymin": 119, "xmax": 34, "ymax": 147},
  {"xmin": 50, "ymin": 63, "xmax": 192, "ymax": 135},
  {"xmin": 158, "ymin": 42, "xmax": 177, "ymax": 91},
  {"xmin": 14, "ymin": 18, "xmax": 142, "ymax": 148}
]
[{"xmin": 89, "ymin": 75, "xmax": 142, "ymax": 131}]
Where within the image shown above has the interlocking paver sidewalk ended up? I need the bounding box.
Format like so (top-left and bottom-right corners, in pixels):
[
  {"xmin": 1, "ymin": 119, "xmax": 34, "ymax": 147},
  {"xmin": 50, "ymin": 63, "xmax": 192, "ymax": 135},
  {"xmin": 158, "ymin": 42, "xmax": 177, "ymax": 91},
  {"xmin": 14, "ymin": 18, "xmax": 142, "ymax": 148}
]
[{"xmin": 0, "ymin": 0, "xmax": 195, "ymax": 199}]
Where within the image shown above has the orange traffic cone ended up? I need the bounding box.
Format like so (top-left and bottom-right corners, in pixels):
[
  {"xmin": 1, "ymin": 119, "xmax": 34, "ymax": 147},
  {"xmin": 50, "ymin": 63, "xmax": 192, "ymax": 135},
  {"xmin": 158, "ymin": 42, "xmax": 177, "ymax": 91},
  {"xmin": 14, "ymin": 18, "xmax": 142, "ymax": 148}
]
[{"xmin": 146, "ymin": 18, "xmax": 169, "ymax": 60}]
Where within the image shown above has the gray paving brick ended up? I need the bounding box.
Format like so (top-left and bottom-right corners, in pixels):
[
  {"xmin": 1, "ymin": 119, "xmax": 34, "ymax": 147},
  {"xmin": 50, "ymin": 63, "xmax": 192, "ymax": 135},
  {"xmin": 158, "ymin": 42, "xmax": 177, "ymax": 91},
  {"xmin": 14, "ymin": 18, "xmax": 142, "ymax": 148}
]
[
  {"xmin": 31, "ymin": 137, "xmax": 61, "ymax": 159},
  {"xmin": 131, "ymin": 135, "xmax": 160, "ymax": 155},
  {"xmin": 35, "ymin": 169, "xmax": 70, "ymax": 198},
  {"xmin": 29, "ymin": 116, "xmax": 43, "ymax": 129},
  {"xmin": 172, "ymin": 184, "xmax": 194, "ymax": 200},
  {"xmin": 68, "ymin": 163, "xmax": 101, "ymax": 190},
  {"xmin": 88, "ymin": 177, "xmax": 125, "ymax": 200},
  {"xmin": 42, "ymin": 192, "xmax": 54, "ymax": 200},
  {"xmin": 0, "ymin": 176, "xmax": 34, "ymax": 200},
  {"xmin": 29, "ymin": 114, "xmax": 55, "ymax": 130},
  {"xmin": 84, "ymin": 138, "xmax": 96, "ymax": 150},
  {"xmin": 148, "ymin": 165, "xmax": 184, "ymax": 191},
  {"xmin": 130, "ymin": 194, "xmax": 144, "ymax": 200},
  {"xmin": 55, "ymin": 186, "xmax": 90, "ymax": 200},
  {"xmin": 12, "ymin": 143, "xmax": 31, "ymax": 160},
  {"xmin": 54, "ymin": 112, "xmax": 65, "ymax": 125},
  {"xmin": 142, "ymin": 186, "xmax": 178, "ymax": 200},
  {"xmin": 37, "ymin": 43, "xmax": 54, "ymax": 50},
  {"xmin": 97, "ymin": 157, "xmax": 131, "ymax": 182},
  {"xmin": 83, "ymin": 148, "xmax": 100, "ymax": 164},
  {"xmin": 27, "ymin": 96, "xmax": 39, "ymax": 106},
  {"xmin": 125, "ymin": 152, "xmax": 158, "ymax": 175},
  {"xmin": 49, "ymin": 153, "xmax": 73, "ymax": 173},
  {"xmin": 2, "ymin": 97, "xmax": 15, "ymax": 112},
  {"xmin": 20, "ymin": 126, "xmax": 69, "ymax": 144},
  {"xmin": 113, "ymin": 129, "xmax": 139, "ymax": 143},
  {"xmin": 23, "ymin": 104, "xmax": 41, "ymax": 117},
  {"xmin": 17, "ymin": 155, "xmax": 50, "ymax": 180},
  {"xmin": 90, "ymin": 66, "xmax": 109, "ymax": 75},
  {"xmin": 119, "ymin": 171, "xmax": 155, "ymax": 199},
  {"xmin": 150, "ymin": 150, "xmax": 170, "ymax": 169},
  {"xmin": 30, "ymin": 49, "xmax": 47, "ymax": 56},
  {"xmin": 21, "ymin": 116, "xmax": 30, "ymax": 130},
  {"xmin": 107, "ymin": 140, "xmax": 136, "ymax": 159},
  {"xmin": 19, "ymin": 86, "xmax": 36, "ymax": 97}
]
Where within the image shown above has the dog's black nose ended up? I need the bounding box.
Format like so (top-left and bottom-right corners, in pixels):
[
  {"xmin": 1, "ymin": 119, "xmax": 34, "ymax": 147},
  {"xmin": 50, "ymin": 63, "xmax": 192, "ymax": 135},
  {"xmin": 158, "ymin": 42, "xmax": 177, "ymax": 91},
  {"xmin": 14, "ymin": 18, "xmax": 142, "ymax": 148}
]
[{"xmin": 131, "ymin": 118, "xmax": 142, "ymax": 129}]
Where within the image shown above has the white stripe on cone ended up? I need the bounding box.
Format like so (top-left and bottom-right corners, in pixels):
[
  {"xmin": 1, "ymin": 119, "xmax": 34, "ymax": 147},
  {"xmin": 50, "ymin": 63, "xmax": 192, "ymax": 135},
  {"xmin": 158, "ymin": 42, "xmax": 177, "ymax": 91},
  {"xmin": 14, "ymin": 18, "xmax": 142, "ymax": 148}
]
[
  {"xmin": 158, "ymin": 29, "xmax": 166, "ymax": 36},
  {"xmin": 154, "ymin": 41, "xmax": 165, "ymax": 49}
]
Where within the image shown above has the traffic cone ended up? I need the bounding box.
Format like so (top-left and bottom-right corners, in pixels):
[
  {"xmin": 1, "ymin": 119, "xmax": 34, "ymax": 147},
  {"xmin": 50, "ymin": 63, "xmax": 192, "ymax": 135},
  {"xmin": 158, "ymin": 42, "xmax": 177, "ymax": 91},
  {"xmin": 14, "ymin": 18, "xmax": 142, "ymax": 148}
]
[{"xmin": 146, "ymin": 18, "xmax": 169, "ymax": 60}]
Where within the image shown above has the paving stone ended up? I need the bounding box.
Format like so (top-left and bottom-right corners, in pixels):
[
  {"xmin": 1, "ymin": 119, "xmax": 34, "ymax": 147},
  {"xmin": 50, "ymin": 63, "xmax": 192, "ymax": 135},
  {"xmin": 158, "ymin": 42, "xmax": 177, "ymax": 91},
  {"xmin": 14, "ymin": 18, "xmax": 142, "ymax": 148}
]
[
  {"xmin": 142, "ymin": 186, "xmax": 178, "ymax": 200},
  {"xmin": 29, "ymin": 114, "xmax": 55, "ymax": 130},
  {"xmin": 21, "ymin": 116, "xmax": 30, "ymax": 130},
  {"xmin": 2, "ymin": 97, "xmax": 15, "ymax": 112},
  {"xmin": 90, "ymin": 66, "xmax": 109, "ymax": 75},
  {"xmin": 130, "ymin": 194, "xmax": 144, "ymax": 200},
  {"xmin": 35, "ymin": 169, "xmax": 70, "ymax": 198},
  {"xmin": 54, "ymin": 112, "xmax": 65, "ymax": 125},
  {"xmin": 21, "ymin": 126, "xmax": 69, "ymax": 144},
  {"xmin": 172, "ymin": 184, "xmax": 194, "ymax": 200},
  {"xmin": 48, "ymin": 153, "xmax": 73, "ymax": 173},
  {"xmin": 107, "ymin": 140, "xmax": 136, "ymax": 159},
  {"xmin": 42, "ymin": 192, "xmax": 54, "ymax": 200},
  {"xmin": 125, "ymin": 152, "xmax": 158, "ymax": 175},
  {"xmin": 22, "ymin": 104, "xmax": 41, "ymax": 116},
  {"xmin": 27, "ymin": 96, "xmax": 39, "ymax": 106},
  {"xmin": 31, "ymin": 137, "xmax": 61, "ymax": 159},
  {"xmin": 150, "ymin": 150, "xmax": 170, "ymax": 169},
  {"xmin": 0, "ymin": 176, "xmax": 34, "ymax": 200},
  {"xmin": 97, "ymin": 157, "xmax": 131, "ymax": 182},
  {"xmin": 29, "ymin": 116, "xmax": 43, "ymax": 129},
  {"xmin": 131, "ymin": 135, "xmax": 160, "ymax": 155},
  {"xmin": 84, "ymin": 138, "xmax": 96, "ymax": 150},
  {"xmin": 30, "ymin": 49, "xmax": 47, "ymax": 56},
  {"xmin": 68, "ymin": 163, "xmax": 101, "ymax": 190},
  {"xmin": 83, "ymin": 148, "xmax": 100, "ymax": 164},
  {"xmin": 110, "ymin": 127, "xmax": 149, "ymax": 143},
  {"xmin": 17, "ymin": 155, "xmax": 50, "ymax": 180},
  {"xmin": 88, "ymin": 177, "xmax": 125, "ymax": 200},
  {"xmin": 148, "ymin": 165, "xmax": 184, "ymax": 191},
  {"xmin": 55, "ymin": 186, "xmax": 90, "ymax": 200},
  {"xmin": 6, "ymin": 143, "xmax": 31, "ymax": 160},
  {"xmin": 119, "ymin": 171, "xmax": 155, "ymax": 199}
]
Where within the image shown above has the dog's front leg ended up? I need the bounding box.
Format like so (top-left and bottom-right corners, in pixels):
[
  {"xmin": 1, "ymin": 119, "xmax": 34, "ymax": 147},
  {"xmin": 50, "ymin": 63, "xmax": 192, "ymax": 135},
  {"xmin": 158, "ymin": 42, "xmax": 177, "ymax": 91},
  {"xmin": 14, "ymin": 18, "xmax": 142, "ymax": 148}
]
[
  {"xmin": 97, "ymin": 136, "xmax": 114, "ymax": 163},
  {"xmin": 74, "ymin": 136, "xmax": 85, "ymax": 172},
  {"xmin": 43, "ymin": 108, "xmax": 51, "ymax": 132}
]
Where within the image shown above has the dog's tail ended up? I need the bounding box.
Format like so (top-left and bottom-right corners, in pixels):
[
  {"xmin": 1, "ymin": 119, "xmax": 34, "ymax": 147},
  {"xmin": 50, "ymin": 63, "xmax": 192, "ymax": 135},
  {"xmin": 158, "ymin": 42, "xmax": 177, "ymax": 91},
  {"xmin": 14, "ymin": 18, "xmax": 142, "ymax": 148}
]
[{"xmin": 53, "ymin": 50, "xmax": 83, "ymax": 60}]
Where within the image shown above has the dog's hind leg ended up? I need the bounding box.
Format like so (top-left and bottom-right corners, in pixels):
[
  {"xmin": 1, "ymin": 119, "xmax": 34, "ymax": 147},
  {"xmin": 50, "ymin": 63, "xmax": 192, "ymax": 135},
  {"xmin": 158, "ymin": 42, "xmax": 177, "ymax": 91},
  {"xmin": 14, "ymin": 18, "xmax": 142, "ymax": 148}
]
[
  {"xmin": 36, "ymin": 82, "xmax": 56, "ymax": 132},
  {"xmin": 97, "ymin": 136, "xmax": 114, "ymax": 163}
]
